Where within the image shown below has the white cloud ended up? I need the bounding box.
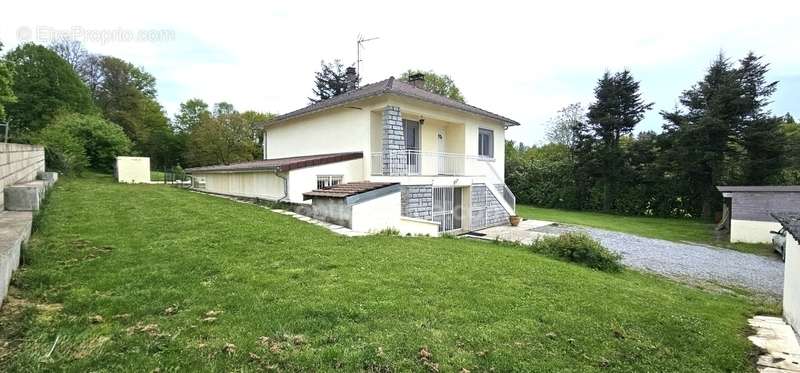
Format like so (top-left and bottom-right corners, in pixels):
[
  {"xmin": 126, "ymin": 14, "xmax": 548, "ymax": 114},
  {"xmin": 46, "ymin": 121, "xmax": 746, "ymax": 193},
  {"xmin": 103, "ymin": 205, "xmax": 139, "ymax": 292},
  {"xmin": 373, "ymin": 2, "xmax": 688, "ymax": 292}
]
[{"xmin": 2, "ymin": 0, "xmax": 798, "ymax": 145}]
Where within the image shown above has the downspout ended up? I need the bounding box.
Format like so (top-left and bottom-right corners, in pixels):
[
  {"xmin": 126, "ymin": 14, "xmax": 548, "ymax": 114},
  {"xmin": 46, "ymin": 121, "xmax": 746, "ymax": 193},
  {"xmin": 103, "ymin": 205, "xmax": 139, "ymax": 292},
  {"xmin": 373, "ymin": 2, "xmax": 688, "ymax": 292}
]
[{"xmin": 276, "ymin": 171, "xmax": 288, "ymax": 202}]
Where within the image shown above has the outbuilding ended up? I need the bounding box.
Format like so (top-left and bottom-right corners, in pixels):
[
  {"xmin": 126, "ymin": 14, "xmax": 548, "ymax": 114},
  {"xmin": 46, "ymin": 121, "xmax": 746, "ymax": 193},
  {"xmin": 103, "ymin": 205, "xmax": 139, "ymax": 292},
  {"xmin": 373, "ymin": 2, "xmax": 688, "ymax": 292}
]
[
  {"xmin": 717, "ymin": 186, "xmax": 800, "ymax": 243},
  {"xmin": 115, "ymin": 156, "xmax": 151, "ymax": 184}
]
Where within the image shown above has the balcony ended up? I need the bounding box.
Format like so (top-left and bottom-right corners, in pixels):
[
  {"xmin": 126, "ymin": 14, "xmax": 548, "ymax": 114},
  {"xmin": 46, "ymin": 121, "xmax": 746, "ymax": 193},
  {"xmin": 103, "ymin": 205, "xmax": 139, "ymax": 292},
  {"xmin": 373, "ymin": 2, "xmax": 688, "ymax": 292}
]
[{"xmin": 371, "ymin": 150, "xmax": 474, "ymax": 177}]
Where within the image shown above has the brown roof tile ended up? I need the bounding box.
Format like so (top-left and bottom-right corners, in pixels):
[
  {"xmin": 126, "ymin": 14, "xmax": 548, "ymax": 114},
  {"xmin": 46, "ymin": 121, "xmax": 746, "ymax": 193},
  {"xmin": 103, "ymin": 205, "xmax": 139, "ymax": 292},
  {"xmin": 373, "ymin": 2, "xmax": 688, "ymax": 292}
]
[
  {"xmin": 303, "ymin": 181, "xmax": 398, "ymax": 199},
  {"xmin": 185, "ymin": 152, "xmax": 362, "ymax": 173},
  {"xmin": 263, "ymin": 77, "xmax": 520, "ymax": 127}
]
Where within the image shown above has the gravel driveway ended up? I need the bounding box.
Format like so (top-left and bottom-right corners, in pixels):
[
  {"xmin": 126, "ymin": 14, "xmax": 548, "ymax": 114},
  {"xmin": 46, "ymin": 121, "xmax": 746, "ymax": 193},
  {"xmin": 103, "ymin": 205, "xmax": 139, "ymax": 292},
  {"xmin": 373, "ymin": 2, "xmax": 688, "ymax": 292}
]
[{"xmin": 528, "ymin": 224, "xmax": 784, "ymax": 297}]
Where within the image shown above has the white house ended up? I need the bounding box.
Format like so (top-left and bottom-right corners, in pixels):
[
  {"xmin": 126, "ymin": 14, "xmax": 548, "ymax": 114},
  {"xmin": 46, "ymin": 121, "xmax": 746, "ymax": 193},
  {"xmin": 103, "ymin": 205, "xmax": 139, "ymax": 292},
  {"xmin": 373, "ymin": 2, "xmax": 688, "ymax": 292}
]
[
  {"xmin": 773, "ymin": 213, "xmax": 800, "ymax": 334},
  {"xmin": 187, "ymin": 74, "xmax": 520, "ymax": 235}
]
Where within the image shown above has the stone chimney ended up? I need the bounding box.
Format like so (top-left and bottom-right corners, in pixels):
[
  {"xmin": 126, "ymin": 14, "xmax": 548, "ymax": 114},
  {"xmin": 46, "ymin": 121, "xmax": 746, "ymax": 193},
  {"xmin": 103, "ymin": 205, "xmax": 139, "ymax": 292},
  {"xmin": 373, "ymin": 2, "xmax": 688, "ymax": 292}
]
[
  {"xmin": 408, "ymin": 73, "xmax": 425, "ymax": 89},
  {"xmin": 345, "ymin": 67, "xmax": 358, "ymax": 91}
]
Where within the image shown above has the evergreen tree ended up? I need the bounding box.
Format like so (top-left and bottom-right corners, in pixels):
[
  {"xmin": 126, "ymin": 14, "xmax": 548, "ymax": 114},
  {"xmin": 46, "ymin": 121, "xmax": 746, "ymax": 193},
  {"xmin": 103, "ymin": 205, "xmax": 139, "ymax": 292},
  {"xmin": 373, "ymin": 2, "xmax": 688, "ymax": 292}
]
[
  {"xmin": 736, "ymin": 52, "xmax": 783, "ymax": 184},
  {"xmin": 659, "ymin": 53, "xmax": 743, "ymax": 217},
  {"xmin": 587, "ymin": 70, "xmax": 653, "ymax": 211},
  {"xmin": 310, "ymin": 60, "xmax": 358, "ymax": 103}
]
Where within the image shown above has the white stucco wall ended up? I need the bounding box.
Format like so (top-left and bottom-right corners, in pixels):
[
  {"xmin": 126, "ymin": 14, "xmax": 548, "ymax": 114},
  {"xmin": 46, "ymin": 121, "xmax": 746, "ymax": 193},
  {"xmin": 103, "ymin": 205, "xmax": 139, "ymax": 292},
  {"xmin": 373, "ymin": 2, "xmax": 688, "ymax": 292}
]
[
  {"xmin": 398, "ymin": 216, "xmax": 441, "ymax": 236},
  {"xmin": 350, "ymin": 192, "xmax": 401, "ymax": 233},
  {"xmin": 198, "ymin": 171, "xmax": 286, "ymax": 200},
  {"xmin": 266, "ymin": 106, "xmax": 374, "ymax": 159},
  {"xmin": 731, "ymin": 219, "xmax": 784, "ymax": 243},
  {"xmin": 287, "ymin": 158, "xmax": 364, "ymax": 203},
  {"xmin": 783, "ymin": 234, "xmax": 800, "ymax": 333},
  {"xmin": 116, "ymin": 157, "xmax": 150, "ymax": 184}
]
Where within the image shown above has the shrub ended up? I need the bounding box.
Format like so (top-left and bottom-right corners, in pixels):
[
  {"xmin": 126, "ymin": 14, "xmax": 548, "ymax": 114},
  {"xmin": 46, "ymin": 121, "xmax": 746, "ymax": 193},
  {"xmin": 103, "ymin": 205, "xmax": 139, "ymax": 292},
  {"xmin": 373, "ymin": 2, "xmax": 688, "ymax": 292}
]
[
  {"xmin": 33, "ymin": 124, "xmax": 89, "ymax": 175},
  {"xmin": 529, "ymin": 233, "xmax": 622, "ymax": 272},
  {"xmin": 35, "ymin": 113, "xmax": 131, "ymax": 173}
]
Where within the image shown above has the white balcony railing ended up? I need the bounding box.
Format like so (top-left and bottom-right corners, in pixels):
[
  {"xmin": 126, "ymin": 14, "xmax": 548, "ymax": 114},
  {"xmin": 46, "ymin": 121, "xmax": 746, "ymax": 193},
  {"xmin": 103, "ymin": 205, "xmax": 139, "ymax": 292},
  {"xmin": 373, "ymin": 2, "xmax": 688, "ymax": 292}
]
[
  {"xmin": 371, "ymin": 150, "xmax": 468, "ymax": 176},
  {"xmin": 370, "ymin": 150, "xmax": 517, "ymax": 213}
]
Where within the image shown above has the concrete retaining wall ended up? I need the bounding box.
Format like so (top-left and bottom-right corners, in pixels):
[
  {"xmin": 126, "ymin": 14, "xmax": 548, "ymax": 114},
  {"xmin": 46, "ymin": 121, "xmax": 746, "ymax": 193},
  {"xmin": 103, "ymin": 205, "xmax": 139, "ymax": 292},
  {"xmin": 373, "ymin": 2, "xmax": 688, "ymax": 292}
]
[{"xmin": 0, "ymin": 143, "xmax": 45, "ymax": 211}]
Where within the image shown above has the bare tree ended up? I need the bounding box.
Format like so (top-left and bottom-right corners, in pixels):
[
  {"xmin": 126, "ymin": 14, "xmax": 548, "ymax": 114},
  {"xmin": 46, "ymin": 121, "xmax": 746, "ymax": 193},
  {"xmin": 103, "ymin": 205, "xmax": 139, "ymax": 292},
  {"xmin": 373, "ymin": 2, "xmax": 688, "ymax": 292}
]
[
  {"xmin": 49, "ymin": 39, "xmax": 104, "ymax": 97},
  {"xmin": 545, "ymin": 103, "xmax": 585, "ymax": 147}
]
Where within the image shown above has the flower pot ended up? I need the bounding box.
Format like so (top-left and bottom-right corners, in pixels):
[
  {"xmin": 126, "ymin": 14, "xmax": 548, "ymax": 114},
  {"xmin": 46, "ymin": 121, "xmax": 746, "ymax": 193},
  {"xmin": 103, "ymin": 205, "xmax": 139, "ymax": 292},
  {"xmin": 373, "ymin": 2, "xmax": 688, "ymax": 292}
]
[{"xmin": 509, "ymin": 215, "xmax": 521, "ymax": 226}]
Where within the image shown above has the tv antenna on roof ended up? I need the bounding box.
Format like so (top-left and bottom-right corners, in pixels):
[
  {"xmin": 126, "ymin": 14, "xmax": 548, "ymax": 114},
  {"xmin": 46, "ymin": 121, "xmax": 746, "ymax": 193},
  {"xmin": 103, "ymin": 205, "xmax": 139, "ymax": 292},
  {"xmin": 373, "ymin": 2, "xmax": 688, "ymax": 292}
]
[{"xmin": 356, "ymin": 34, "xmax": 379, "ymax": 78}]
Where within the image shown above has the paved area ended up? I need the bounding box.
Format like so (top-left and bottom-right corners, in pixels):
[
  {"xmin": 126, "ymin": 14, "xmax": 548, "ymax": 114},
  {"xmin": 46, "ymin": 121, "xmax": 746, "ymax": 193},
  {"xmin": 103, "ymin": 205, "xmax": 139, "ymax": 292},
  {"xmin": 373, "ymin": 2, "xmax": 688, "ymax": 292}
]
[
  {"xmin": 749, "ymin": 316, "xmax": 800, "ymax": 372},
  {"xmin": 474, "ymin": 220, "xmax": 785, "ymax": 297}
]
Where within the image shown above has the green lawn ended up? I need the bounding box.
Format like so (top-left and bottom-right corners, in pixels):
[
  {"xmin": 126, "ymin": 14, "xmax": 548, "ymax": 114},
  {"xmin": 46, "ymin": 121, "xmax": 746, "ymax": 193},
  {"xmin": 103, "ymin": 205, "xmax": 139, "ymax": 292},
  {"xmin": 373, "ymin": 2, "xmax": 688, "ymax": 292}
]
[
  {"xmin": 150, "ymin": 170, "xmax": 164, "ymax": 182},
  {"xmin": 517, "ymin": 205, "xmax": 774, "ymax": 256},
  {"xmin": 0, "ymin": 175, "xmax": 775, "ymax": 371}
]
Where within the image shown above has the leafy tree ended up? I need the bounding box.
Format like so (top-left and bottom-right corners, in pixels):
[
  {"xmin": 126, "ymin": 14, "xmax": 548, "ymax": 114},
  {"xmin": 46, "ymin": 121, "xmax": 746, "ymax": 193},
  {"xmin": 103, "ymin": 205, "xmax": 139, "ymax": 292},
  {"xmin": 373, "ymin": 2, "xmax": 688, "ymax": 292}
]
[
  {"xmin": 91, "ymin": 56, "xmax": 173, "ymax": 167},
  {"xmin": 400, "ymin": 70, "xmax": 465, "ymax": 102},
  {"xmin": 310, "ymin": 60, "xmax": 358, "ymax": 103},
  {"xmin": 185, "ymin": 103, "xmax": 260, "ymax": 166},
  {"xmin": 0, "ymin": 42, "xmax": 16, "ymax": 122},
  {"xmin": 587, "ymin": 70, "xmax": 653, "ymax": 211},
  {"xmin": 3, "ymin": 43, "xmax": 95, "ymax": 139},
  {"xmin": 173, "ymin": 98, "xmax": 211, "ymax": 133},
  {"xmin": 545, "ymin": 103, "xmax": 584, "ymax": 147},
  {"xmin": 781, "ymin": 119, "xmax": 800, "ymax": 184}
]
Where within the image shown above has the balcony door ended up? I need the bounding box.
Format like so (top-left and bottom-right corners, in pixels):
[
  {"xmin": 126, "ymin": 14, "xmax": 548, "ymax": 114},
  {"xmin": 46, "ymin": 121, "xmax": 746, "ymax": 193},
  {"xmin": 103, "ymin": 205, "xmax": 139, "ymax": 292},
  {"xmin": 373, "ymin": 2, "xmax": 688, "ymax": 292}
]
[{"xmin": 403, "ymin": 120, "xmax": 420, "ymax": 175}]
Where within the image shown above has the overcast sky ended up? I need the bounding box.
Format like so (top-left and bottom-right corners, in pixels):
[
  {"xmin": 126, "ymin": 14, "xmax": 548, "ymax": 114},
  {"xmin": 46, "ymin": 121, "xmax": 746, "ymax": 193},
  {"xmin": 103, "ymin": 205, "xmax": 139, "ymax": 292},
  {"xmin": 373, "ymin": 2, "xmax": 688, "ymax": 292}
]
[{"xmin": 2, "ymin": 0, "xmax": 798, "ymax": 145}]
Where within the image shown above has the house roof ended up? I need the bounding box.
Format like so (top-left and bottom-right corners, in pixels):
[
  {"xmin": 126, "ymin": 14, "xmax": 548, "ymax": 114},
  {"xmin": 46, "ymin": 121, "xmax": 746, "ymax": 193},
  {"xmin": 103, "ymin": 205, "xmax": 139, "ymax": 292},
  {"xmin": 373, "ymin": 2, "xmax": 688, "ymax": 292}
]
[
  {"xmin": 771, "ymin": 212, "xmax": 800, "ymax": 243},
  {"xmin": 263, "ymin": 77, "xmax": 521, "ymax": 127},
  {"xmin": 717, "ymin": 186, "xmax": 800, "ymax": 193},
  {"xmin": 303, "ymin": 181, "xmax": 398, "ymax": 199},
  {"xmin": 185, "ymin": 152, "xmax": 363, "ymax": 173}
]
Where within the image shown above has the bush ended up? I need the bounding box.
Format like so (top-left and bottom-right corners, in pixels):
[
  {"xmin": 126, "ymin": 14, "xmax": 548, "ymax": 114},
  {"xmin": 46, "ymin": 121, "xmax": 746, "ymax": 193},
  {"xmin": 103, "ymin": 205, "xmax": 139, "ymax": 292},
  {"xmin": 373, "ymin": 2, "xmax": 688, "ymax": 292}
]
[
  {"xmin": 529, "ymin": 233, "xmax": 622, "ymax": 272},
  {"xmin": 35, "ymin": 113, "xmax": 131, "ymax": 173},
  {"xmin": 33, "ymin": 124, "xmax": 89, "ymax": 175}
]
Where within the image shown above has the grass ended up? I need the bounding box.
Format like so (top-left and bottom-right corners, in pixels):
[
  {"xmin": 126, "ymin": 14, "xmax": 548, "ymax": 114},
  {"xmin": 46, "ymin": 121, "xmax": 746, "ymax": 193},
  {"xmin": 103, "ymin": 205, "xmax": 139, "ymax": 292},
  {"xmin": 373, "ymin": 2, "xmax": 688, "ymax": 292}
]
[
  {"xmin": 517, "ymin": 205, "xmax": 775, "ymax": 257},
  {"xmin": 0, "ymin": 175, "xmax": 776, "ymax": 372},
  {"xmin": 150, "ymin": 171, "xmax": 164, "ymax": 182}
]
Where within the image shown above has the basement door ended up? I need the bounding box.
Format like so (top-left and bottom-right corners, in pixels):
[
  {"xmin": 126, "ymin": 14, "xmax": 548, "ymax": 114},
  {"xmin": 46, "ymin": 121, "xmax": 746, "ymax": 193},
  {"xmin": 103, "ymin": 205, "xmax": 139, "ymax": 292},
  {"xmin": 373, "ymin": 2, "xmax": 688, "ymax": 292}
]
[{"xmin": 433, "ymin": 186, "xmax": 462, "ymax": 232}]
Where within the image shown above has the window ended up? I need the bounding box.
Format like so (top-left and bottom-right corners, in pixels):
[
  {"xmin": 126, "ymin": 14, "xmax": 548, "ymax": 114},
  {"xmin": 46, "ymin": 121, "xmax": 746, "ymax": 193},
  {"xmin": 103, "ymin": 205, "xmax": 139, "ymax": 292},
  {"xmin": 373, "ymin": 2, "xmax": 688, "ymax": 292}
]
[
  {"xmin": 316, "ymin": 175, "xmax": 343, "ymax": 189},
  {"xmin": 478, "ymin": 128, "xmax": 494, "ymax": 158}
]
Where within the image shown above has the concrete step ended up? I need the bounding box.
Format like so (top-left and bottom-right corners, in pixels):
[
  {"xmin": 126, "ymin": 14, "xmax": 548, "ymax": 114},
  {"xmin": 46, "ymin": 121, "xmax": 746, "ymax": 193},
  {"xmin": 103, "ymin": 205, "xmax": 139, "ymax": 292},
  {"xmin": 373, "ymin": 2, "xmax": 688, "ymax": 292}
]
[{"xmin": 0, "ymin": 210, "xmax": 33, "ymax": 308}]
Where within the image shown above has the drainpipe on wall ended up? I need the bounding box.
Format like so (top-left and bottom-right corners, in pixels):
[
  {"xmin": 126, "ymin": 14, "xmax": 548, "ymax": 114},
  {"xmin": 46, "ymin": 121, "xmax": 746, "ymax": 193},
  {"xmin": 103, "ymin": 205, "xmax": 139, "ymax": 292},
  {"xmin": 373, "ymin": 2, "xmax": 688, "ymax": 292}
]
[{"xmin": 276, "ymin": 172, "xmax": 288, "ymax": 202}]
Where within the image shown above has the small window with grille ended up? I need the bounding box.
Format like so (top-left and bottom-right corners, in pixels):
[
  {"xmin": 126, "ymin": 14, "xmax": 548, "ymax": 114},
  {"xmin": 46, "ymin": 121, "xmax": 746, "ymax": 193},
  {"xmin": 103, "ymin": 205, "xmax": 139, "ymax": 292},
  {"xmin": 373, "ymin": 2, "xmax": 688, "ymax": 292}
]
[{"xmin": 316, "ymin": 175, "xmax": 343, "ymax": 189}]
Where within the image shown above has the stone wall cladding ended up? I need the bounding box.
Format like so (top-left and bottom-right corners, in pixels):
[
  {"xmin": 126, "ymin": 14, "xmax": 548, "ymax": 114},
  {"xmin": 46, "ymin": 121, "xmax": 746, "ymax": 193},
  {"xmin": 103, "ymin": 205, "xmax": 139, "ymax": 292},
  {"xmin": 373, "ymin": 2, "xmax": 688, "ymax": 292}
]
[
  {"xmin": 731, "ymin": 192, "xmax": 800, "ymax": 222},
  {"xmin": 0, "ymin": 143, "xmax": 45, "ymax": 211},
  {"xmin": 401, "ymin": 185, "xmax": 432, "ymax": 220},
  {"xmin": 471, "ymin": 183, "xmax": 509, "ymax": 229},
  {"xmin": 381, "ymin": 105, "xmax": 405, "ymax": 175}
]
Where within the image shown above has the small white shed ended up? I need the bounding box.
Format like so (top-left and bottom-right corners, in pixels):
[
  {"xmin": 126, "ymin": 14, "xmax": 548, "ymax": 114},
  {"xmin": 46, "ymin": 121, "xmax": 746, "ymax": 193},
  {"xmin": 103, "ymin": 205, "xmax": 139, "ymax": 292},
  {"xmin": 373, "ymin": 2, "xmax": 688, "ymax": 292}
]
[{"xmin": 115, "ymin": 156, "xmax": 151, "ymax": 184}]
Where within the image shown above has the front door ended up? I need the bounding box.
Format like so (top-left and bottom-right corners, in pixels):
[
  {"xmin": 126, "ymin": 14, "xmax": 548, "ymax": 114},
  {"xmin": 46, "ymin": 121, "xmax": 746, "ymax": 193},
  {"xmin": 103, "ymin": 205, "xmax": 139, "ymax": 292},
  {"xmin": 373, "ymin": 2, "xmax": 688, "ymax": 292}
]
[
  {"xmin": 403, "ymin": 120, "xmax": 420, "ymax": 174},
  {"xmin": 436, "ymin": 128, "xmax": 446, "ymax": 175}
]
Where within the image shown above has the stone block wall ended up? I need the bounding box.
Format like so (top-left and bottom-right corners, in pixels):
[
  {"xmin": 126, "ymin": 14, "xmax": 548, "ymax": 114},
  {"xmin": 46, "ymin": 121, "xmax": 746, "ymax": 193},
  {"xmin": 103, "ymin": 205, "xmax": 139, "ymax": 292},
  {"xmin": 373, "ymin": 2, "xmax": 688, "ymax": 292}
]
[
  {"xmin": 0, "ymin": 143, "xmax": 45, "ymax": 211},
  {"xmin": 471, "ymin": 183, "xmax": 509, "ymax": 229},
  {"xmin": 401, "ymin": 185, "xmax": 432, "ymax": 220},
  {"xmin": 382, "ymin": 106, "xmax": 405, "ymax": 175}
]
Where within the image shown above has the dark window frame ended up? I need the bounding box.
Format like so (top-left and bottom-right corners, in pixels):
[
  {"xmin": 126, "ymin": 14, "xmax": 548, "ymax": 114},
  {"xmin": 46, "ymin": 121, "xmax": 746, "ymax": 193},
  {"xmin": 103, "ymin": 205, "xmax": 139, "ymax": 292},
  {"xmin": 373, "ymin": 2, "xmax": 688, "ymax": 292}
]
[{"xmin": 478, "ymin": 128, "xmax": 494, "ymax": 158}]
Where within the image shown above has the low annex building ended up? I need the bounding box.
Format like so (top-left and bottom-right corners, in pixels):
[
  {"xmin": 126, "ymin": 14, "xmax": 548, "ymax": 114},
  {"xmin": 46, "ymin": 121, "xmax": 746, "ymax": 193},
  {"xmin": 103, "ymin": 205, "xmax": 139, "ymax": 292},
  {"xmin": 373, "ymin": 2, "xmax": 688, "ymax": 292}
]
[
  {"xmin": 717, "ymin": 186, "xmax": 800, "ymax": 243},
  {"xmin": 187, "ymin": 73, "xmax": 519, "ymax": 235}
]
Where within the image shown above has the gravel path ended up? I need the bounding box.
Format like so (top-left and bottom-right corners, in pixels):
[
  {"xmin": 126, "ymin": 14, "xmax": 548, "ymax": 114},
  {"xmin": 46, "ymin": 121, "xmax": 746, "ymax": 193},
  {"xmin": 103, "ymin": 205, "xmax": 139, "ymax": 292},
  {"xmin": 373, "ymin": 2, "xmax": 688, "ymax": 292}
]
[{"xmin": 531, "ymin": 224, "xmax": 784, "ymax": 297}]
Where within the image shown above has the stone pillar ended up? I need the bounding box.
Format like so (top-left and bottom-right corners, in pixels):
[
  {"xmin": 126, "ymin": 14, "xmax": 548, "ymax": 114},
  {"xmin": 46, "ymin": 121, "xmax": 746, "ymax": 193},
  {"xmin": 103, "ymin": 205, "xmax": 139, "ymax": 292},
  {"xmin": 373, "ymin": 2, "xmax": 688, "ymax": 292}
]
[{"xmin": 382, "ymin": 105, "xmax": 405, "ymax": 175}]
